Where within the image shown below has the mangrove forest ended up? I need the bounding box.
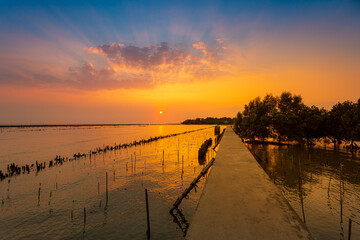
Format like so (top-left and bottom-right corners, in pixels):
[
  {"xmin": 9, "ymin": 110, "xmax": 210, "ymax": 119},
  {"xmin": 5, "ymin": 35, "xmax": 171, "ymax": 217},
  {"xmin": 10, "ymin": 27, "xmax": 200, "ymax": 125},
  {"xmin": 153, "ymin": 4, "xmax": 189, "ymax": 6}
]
[
  {"xmin": 233, "ymin": 92, "xmax": 360, "ymax": 150},
  {"xmin": 182, "ymin": 117, "xmax": 235, "ymax": 125}
]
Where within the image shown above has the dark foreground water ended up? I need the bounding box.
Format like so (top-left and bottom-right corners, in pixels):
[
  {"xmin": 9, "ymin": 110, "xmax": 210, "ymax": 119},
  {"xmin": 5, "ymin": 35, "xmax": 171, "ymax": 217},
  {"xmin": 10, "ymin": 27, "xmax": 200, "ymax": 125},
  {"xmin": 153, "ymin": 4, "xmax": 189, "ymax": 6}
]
[
  {"xmin": 248, "ymin": 143, "xmax": 360, "ymax": 240},
  {"xmin": 0, "ymin": 125, "xmax": 221, "ymax": 239}
]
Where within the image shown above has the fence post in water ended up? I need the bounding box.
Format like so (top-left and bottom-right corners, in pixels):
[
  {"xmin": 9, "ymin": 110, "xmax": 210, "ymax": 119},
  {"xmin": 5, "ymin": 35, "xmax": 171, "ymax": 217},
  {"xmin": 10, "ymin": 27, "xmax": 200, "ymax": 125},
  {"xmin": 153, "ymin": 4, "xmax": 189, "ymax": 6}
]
[
  {"xmin": 181, "ymin": 155, "xmax": 184, "ymax": 179},
  {"xmin": 145, "ymin": 189, "xmax": 150, "ymax": 239},
  {"xmin": 340, "ymin": 164, "xmax": 343, "ymax": 223},
  {"xmin": 49, "ymin": 191, "xmax": 52, "ymax": 206},
  {"xmin": 182, "ymin": 155, "xmax": 184, "ymax": 172},
  {"xmin": 106, "ymin": 172, "xmax": 108, "ymax": 206},
  {"xmin": 37, "ymin": 183, "xmax": 41, "ymax": 204},
  {"xmin": 71, "ymin": 200, "xmax": 75, "ymax": 220},
  {"xmin": 327, "ymin": 176, "xmax": 331, "ymax": 198},
  {"xmin": 84, "ymin": 207, "xmax": 86, "ymax": 225},
  {"xmin": 348, "ymin": 218, "xmax": 352, "ymax": 240},
  {"xmin": 162, "ymin": 150, "xmax": 164, "ymax": 166}
]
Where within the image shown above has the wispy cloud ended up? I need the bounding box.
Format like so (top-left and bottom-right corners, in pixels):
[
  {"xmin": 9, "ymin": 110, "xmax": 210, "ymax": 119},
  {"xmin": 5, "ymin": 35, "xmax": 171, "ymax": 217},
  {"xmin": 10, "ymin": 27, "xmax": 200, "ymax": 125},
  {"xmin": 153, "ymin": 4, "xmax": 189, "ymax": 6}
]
[
  {"xmin": 0, "ymin": 40, "xmax": 228, "ymax": 91},
  {"xmin": 66, "ymin": 62, "xmax": 155, "ymax": 90},
  {"xmin": 87, "ymin": 40, "xmax": 226, "ymax": 74}
]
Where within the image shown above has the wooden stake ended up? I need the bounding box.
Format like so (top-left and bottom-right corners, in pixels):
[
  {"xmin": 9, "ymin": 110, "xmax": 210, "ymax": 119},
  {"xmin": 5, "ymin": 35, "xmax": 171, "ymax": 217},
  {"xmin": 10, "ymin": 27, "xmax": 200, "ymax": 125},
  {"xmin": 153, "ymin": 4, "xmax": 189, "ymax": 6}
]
[
  {"xmin": 71, "ymin": 200, "xmax": 75, "ymax": 220},
  {"xmin": 348, "ymin": 218, "xmax": 352, "ymax": 240},
  {"xmin": 145, "ymin": 189, "xmax": 150, "ymax": 239},
  {"xmin": 84, "ymin": 207, "xmax": 86, "ymax": 225},
  {"xmin": 171, "ymin": 158, "xmax": 215, "ymax": 213},
  {"xmin": 37, "ymin": 183, "xmax": 41, "ymax": 204},
  {"xmin": 162, "ymin": 150, "xmax": 164, "ymax": 166},
  {"xmin": 106, "ymin": 172, "xmax": 108, "ymax": 206},
  {"xmin": 182, "ymin": 155, "xmax": 184, "ymax": 173},
  {"xmin": 340, "ymin": 164, "xmax": 343, "ymax": 223},
  {"xmin": 327, "ymin": 176, "xmax": 331, "ymax": 198}
]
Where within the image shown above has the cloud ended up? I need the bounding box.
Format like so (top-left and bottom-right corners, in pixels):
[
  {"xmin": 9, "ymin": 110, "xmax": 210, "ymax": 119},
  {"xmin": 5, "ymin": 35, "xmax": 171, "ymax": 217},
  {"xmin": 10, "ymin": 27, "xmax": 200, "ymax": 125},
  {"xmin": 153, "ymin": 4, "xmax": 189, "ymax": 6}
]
[
  {"xmin": 66, "ymin": 62, "xmax": 155, "ymax": 90},
  {"xmin": 0, "ymin": 40, "xmax": 229, "ymax": 91},
  {"xmin": 88, "ymin": 41, "xmax": 228, "ymax": 73},
  {"xmin": 192, "ymin": 41, "xmax": 210, "ymax": 57},
  {"xmin": 216, "ymin": 38, "xmax": 225, "ymax": 44},
  {"xmin": 192, "ymin": 41, "xmax": 206, "ymax": 50},
  {"xmin": 90, "ymin": 42, "xmax": 189, "ymax": 71}
]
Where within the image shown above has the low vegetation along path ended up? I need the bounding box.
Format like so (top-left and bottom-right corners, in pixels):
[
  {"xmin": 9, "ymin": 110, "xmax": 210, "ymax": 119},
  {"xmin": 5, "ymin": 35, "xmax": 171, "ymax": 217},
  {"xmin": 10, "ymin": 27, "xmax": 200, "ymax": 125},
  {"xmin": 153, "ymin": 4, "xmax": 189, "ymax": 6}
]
[{"xmin": 186, "ymin": 126, "xmax": 313, "ymax": 240}]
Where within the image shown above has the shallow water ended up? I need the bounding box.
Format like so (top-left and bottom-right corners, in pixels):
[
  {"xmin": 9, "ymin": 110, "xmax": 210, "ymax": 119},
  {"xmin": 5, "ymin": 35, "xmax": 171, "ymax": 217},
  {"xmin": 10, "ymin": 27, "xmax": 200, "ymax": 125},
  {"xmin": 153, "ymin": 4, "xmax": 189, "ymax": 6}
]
[
  {"xmin": 0, "ymin": 125, "xmax": 221, "ymax": 239},
  {"xmin": 248, "ymin": 144, "xmax": 360, "ymax": 240}
]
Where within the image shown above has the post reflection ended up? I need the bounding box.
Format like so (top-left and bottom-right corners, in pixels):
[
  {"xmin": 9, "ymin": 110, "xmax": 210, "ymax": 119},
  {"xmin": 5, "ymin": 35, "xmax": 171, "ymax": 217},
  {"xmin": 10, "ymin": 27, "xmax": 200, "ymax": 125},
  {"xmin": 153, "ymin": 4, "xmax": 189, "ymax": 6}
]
[{"xmin": 248, "ymin": 143, "xmax": 360, "ymax": 240}]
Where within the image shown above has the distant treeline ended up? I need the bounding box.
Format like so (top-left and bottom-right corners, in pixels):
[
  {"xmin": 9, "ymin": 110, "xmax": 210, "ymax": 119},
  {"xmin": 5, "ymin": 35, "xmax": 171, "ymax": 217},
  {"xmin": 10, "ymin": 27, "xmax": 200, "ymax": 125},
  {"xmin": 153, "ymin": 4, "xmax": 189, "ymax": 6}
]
[
  {"xmin": 182, "ymin": 117, "xmax": 234, "ymax": 125},
  {"xmin": 233, "ymin": 92, "xmax": 360, "ymax": 149}
]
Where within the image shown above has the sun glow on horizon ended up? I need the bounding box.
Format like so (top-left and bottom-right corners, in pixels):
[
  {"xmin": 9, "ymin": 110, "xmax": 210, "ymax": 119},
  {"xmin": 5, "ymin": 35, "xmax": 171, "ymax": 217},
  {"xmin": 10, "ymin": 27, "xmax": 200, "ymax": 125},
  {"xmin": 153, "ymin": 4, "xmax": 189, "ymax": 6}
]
[{"xmin": 0, "ymin": 1, "xmax": 359, "ymax": 124}]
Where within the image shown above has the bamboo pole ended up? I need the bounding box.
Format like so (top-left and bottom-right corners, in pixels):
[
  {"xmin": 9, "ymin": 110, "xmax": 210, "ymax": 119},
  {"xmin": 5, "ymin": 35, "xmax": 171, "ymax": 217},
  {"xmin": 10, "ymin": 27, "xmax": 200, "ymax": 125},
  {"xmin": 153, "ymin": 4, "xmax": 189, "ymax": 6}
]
[
  {"xmin": 340, "ymin": 164, "xmax": 343, "ymax": 223},
  {"xmin": 84, "ymin": 207, "xmax": 86, "ymax": 226},
  {"xmin": 145, "ymin": 189, "xmax": 150, "ymax": 239},
  {"xmin": 348, "ymin": 218, "xmax": 352, "ymax": 240},
  {"xmin": 162, "ymin": 150, "xmax": 164, "ymax": 166},
  {"xmin": 328, "ymin": 176, "xmax": 331, "ymax": 198},
  {"xmin": 37, "ymin": 183, "xmax": 41, "ymax": 205},
  {"xmin": 106, "ymin": 172, "xmax": 108, "ymax": 206},
  {"xmin": 181, "ymin": 155, "xmax": 184, "ymax": 179},
  {"xmin": 170, "ymin": 158, "xmax": 215, "ymax": 213}
]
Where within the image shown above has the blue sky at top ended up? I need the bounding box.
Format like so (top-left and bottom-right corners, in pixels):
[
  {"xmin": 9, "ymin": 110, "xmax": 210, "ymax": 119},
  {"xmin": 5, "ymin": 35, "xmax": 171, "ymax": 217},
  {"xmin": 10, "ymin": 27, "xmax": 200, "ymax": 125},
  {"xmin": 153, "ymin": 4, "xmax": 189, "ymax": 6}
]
[{"xmin": 1, "ymin": 0, "xmax": 359, "ymax": 47}]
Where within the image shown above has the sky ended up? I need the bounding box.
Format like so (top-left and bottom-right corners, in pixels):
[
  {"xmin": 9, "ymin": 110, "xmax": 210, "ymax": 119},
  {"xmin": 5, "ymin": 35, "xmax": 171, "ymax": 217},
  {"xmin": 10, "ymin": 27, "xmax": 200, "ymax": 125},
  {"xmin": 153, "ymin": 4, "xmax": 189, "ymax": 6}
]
[{"xmin": 0, "ymin": 0, "xmax": 359, "ymax": 124}]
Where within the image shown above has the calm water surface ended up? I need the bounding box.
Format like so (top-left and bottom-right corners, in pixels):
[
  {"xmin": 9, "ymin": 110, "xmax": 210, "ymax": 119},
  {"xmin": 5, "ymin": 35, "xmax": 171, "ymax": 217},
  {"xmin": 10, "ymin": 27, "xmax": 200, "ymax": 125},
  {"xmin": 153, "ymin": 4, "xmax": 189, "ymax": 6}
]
[
  {"xmin": 0, "ymin": 125, "xmax": 221, "ymax": 239},
  {"xmin": 248, "ymin": 143, "xmax": 360, "ymax": 240}
]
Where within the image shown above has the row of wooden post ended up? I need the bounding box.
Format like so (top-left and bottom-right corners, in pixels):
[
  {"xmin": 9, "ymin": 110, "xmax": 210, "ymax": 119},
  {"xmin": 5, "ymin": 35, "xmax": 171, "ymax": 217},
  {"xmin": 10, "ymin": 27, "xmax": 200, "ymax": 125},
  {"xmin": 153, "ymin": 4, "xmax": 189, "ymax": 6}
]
[{"xmin": 27, "ymin": 127, "xmax": 219, "ymax": 238}]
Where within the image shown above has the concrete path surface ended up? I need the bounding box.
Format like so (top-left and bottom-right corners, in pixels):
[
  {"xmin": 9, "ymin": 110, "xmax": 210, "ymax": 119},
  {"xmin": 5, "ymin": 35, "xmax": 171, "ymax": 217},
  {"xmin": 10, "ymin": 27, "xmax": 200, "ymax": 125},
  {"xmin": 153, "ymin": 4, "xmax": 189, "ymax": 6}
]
[{"xmin": 186, "ymin": 127, "xmax": 313, "ymax": 240}]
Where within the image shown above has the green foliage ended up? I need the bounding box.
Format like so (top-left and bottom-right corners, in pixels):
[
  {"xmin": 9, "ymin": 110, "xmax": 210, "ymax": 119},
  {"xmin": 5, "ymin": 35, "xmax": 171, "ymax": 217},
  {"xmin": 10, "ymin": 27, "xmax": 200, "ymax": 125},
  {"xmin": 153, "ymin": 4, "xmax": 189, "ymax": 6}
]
[
  {"xmin": 337, "ymin": 100, "xmax": 360, "ymax": 143},
  {"xmin": 301, "ymin": 105, "xmax": 327, "ymax": 145},
  {"xmin": 234, "ymin": 93, "xmax": 360, "ymax": 146},
  {"xmin": 272, "ymin": 92, "xmax": 305, "ymax": 142},
  {"xmin": 237, "ymin": 95, "xmax": 277, "ymax": 141},
  {"xmin": 182, "ymin": 117, "xmax": 234, "ymax": 125},
  {"xmin": 326, "ymin": 101, "xmax": 356, "ymax": 144}
]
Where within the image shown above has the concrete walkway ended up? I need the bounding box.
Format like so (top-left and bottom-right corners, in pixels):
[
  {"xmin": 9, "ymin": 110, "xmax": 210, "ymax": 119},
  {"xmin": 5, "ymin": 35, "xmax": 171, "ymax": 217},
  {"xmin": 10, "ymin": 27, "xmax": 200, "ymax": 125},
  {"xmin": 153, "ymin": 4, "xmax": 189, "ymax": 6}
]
[{"xmin": 186, "ymin": 127, "xmax": 313, "ymax": 240}]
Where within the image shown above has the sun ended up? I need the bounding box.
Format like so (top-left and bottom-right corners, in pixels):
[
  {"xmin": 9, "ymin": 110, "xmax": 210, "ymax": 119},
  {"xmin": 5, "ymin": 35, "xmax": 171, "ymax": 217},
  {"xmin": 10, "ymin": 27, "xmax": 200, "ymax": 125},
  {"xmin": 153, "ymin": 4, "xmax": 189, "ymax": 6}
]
[{"xmin": 159, "ymin": 111, "xmax": 163, "ymax": 115}]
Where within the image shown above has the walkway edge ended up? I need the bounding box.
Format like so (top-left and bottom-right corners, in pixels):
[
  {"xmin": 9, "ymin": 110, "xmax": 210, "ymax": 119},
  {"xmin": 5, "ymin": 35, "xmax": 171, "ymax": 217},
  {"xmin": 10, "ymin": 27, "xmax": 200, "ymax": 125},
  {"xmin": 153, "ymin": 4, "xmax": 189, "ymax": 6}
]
[{"xmin": 186, "ymin": 127, "xmax": 313, "ymax": 240}]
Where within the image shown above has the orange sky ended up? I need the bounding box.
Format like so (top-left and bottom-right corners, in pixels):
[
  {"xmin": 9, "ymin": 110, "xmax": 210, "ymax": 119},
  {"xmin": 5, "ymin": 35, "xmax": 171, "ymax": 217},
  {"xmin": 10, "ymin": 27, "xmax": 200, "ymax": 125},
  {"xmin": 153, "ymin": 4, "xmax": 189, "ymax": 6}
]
[{"xmin": 0, "ymin": 1, "xmax": 359, "ymax": 124}]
